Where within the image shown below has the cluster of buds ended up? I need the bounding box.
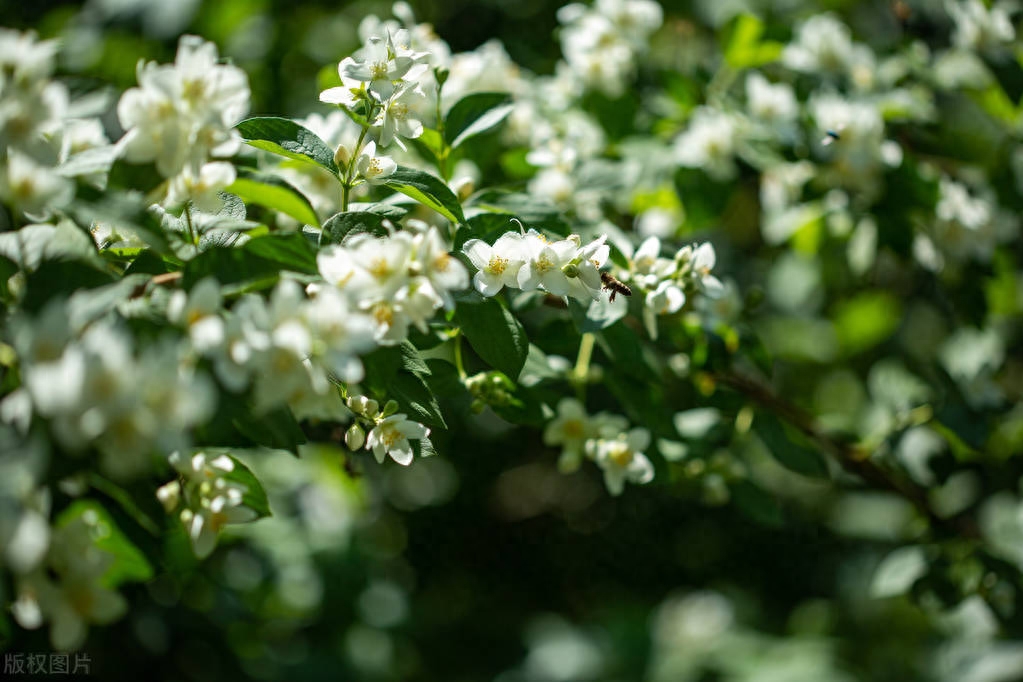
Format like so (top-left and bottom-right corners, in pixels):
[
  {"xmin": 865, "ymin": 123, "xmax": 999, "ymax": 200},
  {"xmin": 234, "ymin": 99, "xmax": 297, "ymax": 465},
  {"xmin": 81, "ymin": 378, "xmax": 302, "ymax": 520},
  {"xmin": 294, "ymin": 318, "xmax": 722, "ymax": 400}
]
[
  {"xmin": 464, "ymin": 370, "xmax": 517, "ymax": 413},
  {"xmin": 344, "ymin": 395, "xmax": 430, "ymax": 466}
]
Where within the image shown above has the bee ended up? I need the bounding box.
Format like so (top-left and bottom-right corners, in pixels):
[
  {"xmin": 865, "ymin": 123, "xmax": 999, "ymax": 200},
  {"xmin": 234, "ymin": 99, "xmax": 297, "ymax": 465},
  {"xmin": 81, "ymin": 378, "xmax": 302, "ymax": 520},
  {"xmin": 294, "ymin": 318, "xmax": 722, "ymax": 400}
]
[
  {"xmin": 600, "ymin": 272, "xmax": 632, "ymax": 302},
  {"xmin": 821, "ymin": 125, "xmax": 845, "ymax": 146}
]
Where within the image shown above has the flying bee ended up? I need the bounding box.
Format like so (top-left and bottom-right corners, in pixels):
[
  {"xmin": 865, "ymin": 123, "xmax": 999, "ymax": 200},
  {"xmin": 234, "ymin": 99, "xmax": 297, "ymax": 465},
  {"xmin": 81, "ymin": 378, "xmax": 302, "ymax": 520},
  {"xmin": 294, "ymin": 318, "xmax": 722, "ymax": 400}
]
[
  {"xmin": 821, "ymin": 124, "xmax": 846, "ymax": 146},
  {"xmin": 600, "ymin": 272, "xmax": 632, "ymax": 302}
]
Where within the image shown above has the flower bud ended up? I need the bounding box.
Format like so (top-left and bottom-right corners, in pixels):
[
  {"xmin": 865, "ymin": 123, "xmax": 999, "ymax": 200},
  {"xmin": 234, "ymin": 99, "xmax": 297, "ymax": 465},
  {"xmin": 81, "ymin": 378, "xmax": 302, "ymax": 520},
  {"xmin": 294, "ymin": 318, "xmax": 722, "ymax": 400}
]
[
  {"xmin": 382, "ymin": 399, "xmax": 400, "ymax": 417},
  {"xmin": 345, "ymin": 423, "xmax": 366, "ymax": 451},
  {"xmin": 334, "ymin": 143, "xmax": 351, "ymax": 168},
  {"xmin": 562, "ymin": 262, "xmax": 580, "ymax": 278},
  {"xmin": 156, "ymin": 481, "xmax": 181, "ymax": 512}
]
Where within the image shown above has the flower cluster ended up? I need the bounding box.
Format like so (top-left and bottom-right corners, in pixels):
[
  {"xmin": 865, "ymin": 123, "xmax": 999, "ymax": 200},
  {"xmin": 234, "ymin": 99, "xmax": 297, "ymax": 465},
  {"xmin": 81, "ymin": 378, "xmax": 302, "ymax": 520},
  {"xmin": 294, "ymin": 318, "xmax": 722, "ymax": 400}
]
[
  {"xmin": 543, "ymin": 398, "xmax": 653, "ymax": 495},
  {"xmin": 628, "ymin": 237, "xmax": 724, "ymax": 338},
  {"xmin": 557, "ymin": 0, "xmax": 663, "ymax": 97},
  {"xmin": 171, "ymin": 278, "xmax": 377, "ymax": 416},
  {"xmin": 319, "ymin": 23, "xmax": 432, "ymax": 187},
  {"xmin": 9, "ymin": 304, "xmax": 214, "ymax": 479},
  {"xmin": 316, "ymin": 225, "xmax": 469, "ymax": 345},
  {"xmin": 462, "ymin": 228, "xmax": 610, "ymax": 302},
  {"xmin": 11, "ymin": 510, "xmax": 130, "ymax": 650},
  {"xmin": 344, "ymin": 395, "xmax": 430, "ymax": 466},
  {"xmin": 115, "ymin": 35, "xmax": 250, "ymax": 211},
  {"xmin": 157, "ymin": 451, "xmax": 260, "ymax": 558},
  {"xmin": 0, "ymin": 30, "xmax": 107, "ymax": 221}
]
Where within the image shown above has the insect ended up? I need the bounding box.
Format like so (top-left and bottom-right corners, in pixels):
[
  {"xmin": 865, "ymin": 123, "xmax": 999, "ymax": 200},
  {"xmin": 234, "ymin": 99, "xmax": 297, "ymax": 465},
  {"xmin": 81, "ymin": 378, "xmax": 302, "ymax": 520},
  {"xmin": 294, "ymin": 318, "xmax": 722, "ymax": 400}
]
[
  {"xmin": 600, "ymin": 272, "xmax": 632, "ymax": 302},
  {"xmin": 821, "ymin": 126, "xmax": 845, "ymax": 146}
]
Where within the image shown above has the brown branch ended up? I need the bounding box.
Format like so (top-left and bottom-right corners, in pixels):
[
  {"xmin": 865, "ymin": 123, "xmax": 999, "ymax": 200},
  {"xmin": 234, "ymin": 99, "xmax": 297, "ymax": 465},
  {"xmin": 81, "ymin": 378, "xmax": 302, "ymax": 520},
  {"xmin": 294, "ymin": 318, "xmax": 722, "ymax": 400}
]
[{"xmin": 716, "ymin": 371, "xmax": 980, "ymax": 541}]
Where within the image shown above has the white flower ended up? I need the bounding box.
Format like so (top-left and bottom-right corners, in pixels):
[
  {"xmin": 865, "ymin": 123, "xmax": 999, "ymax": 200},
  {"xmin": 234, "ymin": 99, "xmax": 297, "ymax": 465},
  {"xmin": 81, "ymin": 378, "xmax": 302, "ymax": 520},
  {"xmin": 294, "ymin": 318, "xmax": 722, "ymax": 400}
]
[
  {"xmin": 949, "ymin": 0, "xmax": 1015, "ymax": 53},
  {"xmin": 166, "ymin": 161, "xmax": 236, "ymax": 213},
  {"xmin": 0, "ymin": 150, "xmax": 74, "ymax": 220},
  {"xmin": 674, "ymin": 108, "xmax": 738, "ymax": 181},
  {"xmin": 167, "ymin": 277, "xmax": 225, "ymax": 354},
  {"xmin": 517, "ymin": 231, "xmax": 576, "ymax": 296},
  {"xmin": 342, "ymin": 37, "xmax": 420, "ymax": 102},
  {"xmin": 320, "ymin": 58, "xmax": 370, "ymax": 108},
  {"xmin": 115, "ymin": 35, "xmax": 249, "ymax": 179},
  {"xmin": 367, "ymin": 413, "xmax": 430, "ymax": 465},
  {"xmin": 746, "ymin": 73, "xmax": 798, "ymax": 126},
  {"xmin": 413, "ymin": 227, "xmax": 469, "ymax": 307},
  {"xmin": 565, "ymin": 235, "xmax": 610, "ymax": 302},
  {"xmin": 689, "ymin": 242, "xmax": 724, "ymax": 298},
  {"xmin": 356, "ymin": 140, "xmax": 397, "ymax": 184},
  {"xmin": 463, "ymin": 232, "xmax": 527, "ymax": 296},
  {"xmin": 588, "ymin": 428, "xmax": 655, "ymax": 496},
  {"xmin": 303, "ymin": 287, "xmax": 377, "ymax": 382},
  {"xmin": 543, "ymin": 398, "xmax": 590, "ymax": 473},
  {"xmin": 376, "ymin": 85, "xmax": 426, "ymax": 150},
  {"xmin": 348, "ymin": 231, "xmax": 415, "ymax": 300},
  {"xmin": 643, "ymin": 280, "xmax": 686, "ymax": 338}
]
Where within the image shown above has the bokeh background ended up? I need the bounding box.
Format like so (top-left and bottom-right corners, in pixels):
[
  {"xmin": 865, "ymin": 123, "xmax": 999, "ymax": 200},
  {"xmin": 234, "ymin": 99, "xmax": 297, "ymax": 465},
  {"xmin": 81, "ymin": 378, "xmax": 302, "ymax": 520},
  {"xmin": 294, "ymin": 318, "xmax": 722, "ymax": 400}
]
[{"xmin": 3, "ymin": 0, "xmax": 1023, "ymax": 681}]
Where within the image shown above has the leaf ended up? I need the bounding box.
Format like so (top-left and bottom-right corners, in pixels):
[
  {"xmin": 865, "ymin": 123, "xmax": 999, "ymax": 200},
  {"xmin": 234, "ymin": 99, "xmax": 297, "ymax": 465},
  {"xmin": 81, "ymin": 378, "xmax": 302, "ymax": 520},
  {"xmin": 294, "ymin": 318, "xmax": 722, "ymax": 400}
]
[
  {"xmin": 465, "ymin": 190, "xmax": 569, "ymax": 236},
  {"xmin": 236, "ymin": 117, "xmax": 339, "ymax": 175},
  {"xmin": 754, "ymin": 413, "xmax": 829, "ymax": 478},
  {"xmin": 723, "ymin": 14, "xmax": 783, "ymax": 69},
  {"xmin": 384, "ymin": 165, "xmax": 465, "ymax": 224},
  {"xmin": 224, "ymin": 455, "xmax": 272, "ymax": 518},
  {"xmin": 453, "ymin": 291, "xmax": 529, "ymax": 380},
  {"xmin": 390, "ymin": 371, "xmax": 446, "ymax": 429},
  {"xmin": 232, "ymin": 405, "xmax": 307, "ymax": 454},
  {"xmin": 347, "ymin": 202, "xmax": 409, "ymax": 219},
  {"xmin": 0, "ymin": 220, "xmax": 101, "ymax": 271},
  {"xmin": 228, "ymin": 168, "xmax": 320, "ymax": 227},
  {"xmin": 730, "ymin": 480, "xmax": 784, "ymax": 527},
  {"xmin": 56, "ymin": 500, "xmax": 153, "ymax": 588},
  {"xmin": 445, "ymin": 92, "xmax": 514, "ymax": 148},
  {"xmin": 67, "ymin": 274, "xmax": 151, "ymax": 331},
  {"xmin": 833, "ymin": 292, "xmax": 902, "ymax": 356},
  {"xmin": 871, "ymin": 546, "xmax": 927, "ymax": 598},
  {"xmin": 320, "ymin": 211, "xmax": 390, "ymax": 246},
  {"xmin": 184, "ymin": 231, "xmax": 318, "ymax": 288}
]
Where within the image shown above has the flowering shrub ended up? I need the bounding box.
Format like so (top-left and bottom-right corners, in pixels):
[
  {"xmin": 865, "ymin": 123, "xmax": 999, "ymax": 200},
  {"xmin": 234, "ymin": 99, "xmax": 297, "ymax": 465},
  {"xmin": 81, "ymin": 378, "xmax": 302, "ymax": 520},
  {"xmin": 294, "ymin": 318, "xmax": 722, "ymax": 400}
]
[{"xmin": 2, "ymin": 0, "xmax": 1023, "ymax": 678}]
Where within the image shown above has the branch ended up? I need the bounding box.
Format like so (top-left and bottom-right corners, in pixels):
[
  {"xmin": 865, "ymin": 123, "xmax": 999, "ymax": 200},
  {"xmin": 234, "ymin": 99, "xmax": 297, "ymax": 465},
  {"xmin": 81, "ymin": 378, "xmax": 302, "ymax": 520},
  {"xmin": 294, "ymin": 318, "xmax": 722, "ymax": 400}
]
[{"xmin": 716, "ymin": 371, "xmax": 980, "ymax": 541}]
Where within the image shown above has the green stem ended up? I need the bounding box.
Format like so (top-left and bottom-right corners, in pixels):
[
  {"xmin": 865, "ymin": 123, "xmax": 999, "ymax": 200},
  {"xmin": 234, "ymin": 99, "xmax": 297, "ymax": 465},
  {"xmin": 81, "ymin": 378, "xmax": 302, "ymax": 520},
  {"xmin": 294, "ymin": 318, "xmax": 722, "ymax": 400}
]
[
  {"xmin": 184, "ymin": 203, "xmax": 197, "ymax": 246},
  {"xmin": 571, "ymin": 333, "xmax": 595, "ymax": 401},
  {"xmin": 452, "ymin": 331, "xmax": 467, "ymax": 380}
]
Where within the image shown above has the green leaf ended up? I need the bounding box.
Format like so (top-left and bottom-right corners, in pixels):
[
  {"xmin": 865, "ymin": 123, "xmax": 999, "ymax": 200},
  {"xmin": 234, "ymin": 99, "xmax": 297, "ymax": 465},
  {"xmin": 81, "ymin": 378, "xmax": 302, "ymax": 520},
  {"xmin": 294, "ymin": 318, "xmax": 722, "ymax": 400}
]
[
  {"xmin": 232, "ymin": 405, "xmax": 308, "ymax": 454},
  {"xmin": 236, "ymin": 117, "xmax": 339, "ymax": 175},
  {"xmin": 754, "ymin": 413, "xmax": 829, "ymax": 478},
  {"xmin": 184, "ymin": 232, "xmax": 318, "ymax": 289},
  {"xmin": 56, "ymin": 500, "xmax": 153, "ymax": 588},
  {"xmin": 465, "ymin": 190, "xmax": 570, "ymax": 236},
  {"xmin": 228, "ymin": 168, "xmax": 320, "ymax": 227},
  {"xmin": 390, "ymin": 371, "xmax": 446, "ymax": 429},
  {"xmin": 453, "ymin": 291, "xmax": 529, "ymax": 380},
  {"xmin": 833, "ymin": 292, "xmax": 902, "ymax": 356},
  {"xmin": 0, "ymin": 220, "xmax": 101, "ymax": 271},
  {"xmin": 224, "ymin": 455, "xmax": 272, "ymax": 518},
  {"xmin": 445, "ymin": 92, "xmax": 514, "ymax": 148},
  {"xmin": 320, "ymin": 211, "xmax": 390, "ymax": 246},
  {"xmin": 385, "ymin": 165, "xmax": 465, "ymax": 224},
  {"xmin": 730, "ymin": 480, "xmax": 785, "ymax": 527},
  {"xmin": 723, "ymin": 14, "xmax": 784, "ymax": 69}
]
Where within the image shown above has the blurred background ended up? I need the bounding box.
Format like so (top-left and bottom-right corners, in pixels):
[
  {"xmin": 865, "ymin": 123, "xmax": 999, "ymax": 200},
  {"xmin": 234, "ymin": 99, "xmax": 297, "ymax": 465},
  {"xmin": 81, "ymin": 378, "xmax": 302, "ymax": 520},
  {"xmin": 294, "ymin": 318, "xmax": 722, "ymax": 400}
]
[{"xmin": 3, "ymin": 0, "xmax": 1023, "ymax": 681}]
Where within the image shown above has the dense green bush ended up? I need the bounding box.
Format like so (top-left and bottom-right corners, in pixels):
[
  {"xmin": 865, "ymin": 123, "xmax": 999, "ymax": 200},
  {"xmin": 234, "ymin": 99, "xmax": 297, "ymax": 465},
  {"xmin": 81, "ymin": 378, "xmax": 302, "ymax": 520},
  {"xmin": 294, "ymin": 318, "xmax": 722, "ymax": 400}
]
[{"xmin": 2, "ymin": 0, "xmax": 1023, "ymax": 680}]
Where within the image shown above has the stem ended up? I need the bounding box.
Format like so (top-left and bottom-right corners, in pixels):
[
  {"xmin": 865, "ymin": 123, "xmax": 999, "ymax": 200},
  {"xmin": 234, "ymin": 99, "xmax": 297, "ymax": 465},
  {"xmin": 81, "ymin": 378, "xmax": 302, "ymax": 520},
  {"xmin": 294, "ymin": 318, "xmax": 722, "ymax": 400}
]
[
  {"xmin": 571, "ymin": 333, "xmax": 596, "ymax": 401},
  {"xmin": 452, "ymin": 331, "xmax": 467, "ymax": 380},
  {"xmin": 340, "ymin": 102, "xmax": 377, "ymax": 213},
  {"xmin": 184, "ymin": 203, "xmax": 197, "ymax": 246},
  {"xmin": 716, "ymin": 370, "xmax": 980, "ymax": 540}
]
